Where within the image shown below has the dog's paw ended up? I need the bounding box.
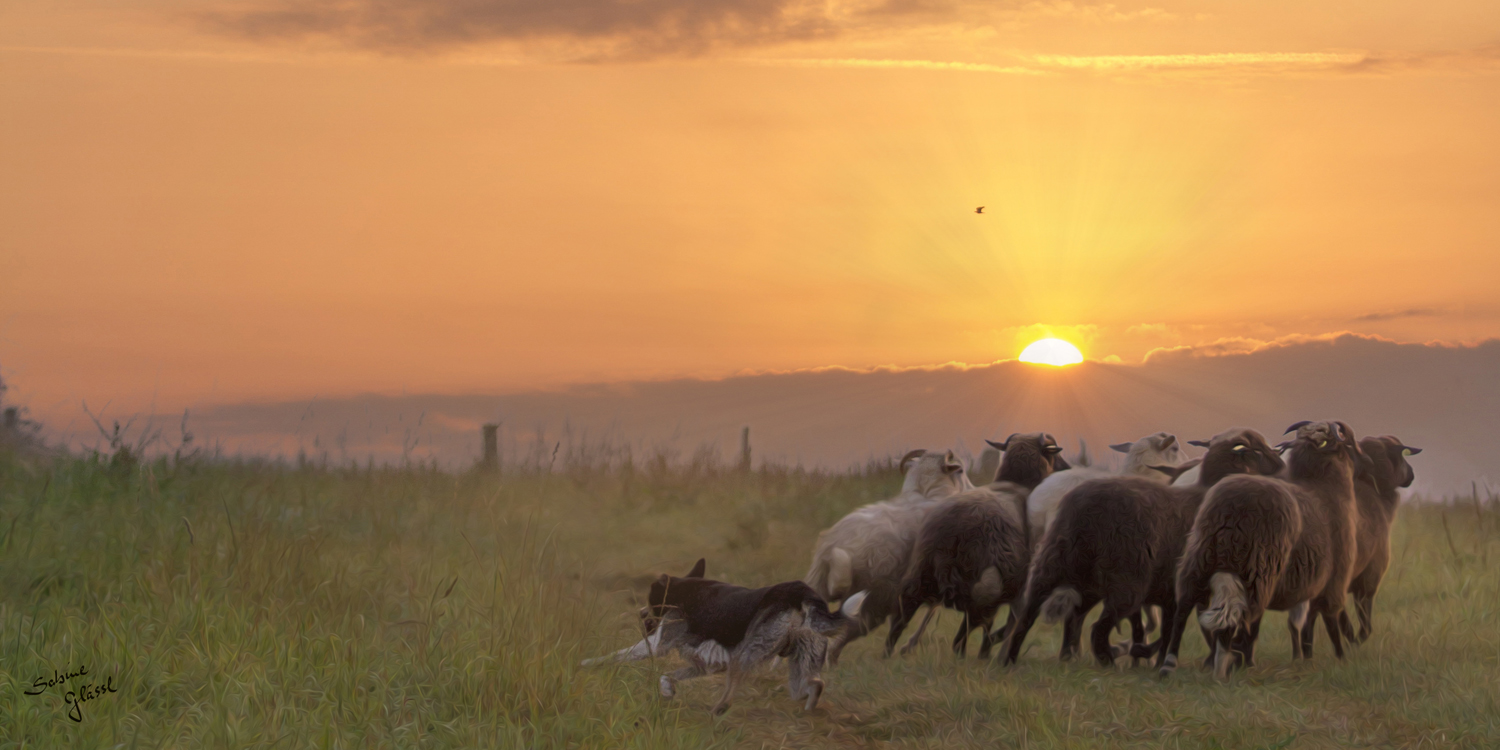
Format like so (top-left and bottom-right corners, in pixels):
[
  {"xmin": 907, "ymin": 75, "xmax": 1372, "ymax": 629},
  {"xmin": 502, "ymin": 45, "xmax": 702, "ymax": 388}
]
[{"xmin": 658, "ymin": 675, "xmax": 676, "ymax": 698}]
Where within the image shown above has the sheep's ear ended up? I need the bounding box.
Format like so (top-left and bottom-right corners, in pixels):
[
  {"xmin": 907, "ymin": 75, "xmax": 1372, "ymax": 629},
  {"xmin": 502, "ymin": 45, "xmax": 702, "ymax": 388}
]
[
  {"xmin": 1274, "ymin": 440, "xmax": 1293, "ymax": 452},
  {"xmin": 686, "ymin": 558, "xmax": 706, "ymax": 578},
  {"xmin": 942, "ymin": 450, "xmax": 964, "ymax": 473},
  {"xmin": 1284, "ymin": 420, "xmax": 1314, "ymax": 435},
  {"xmin": 987, "ymin": 434, "xmax": 1018, "ymax": 451},
  {"xmin": 1148, "ymin": 458, "xmax": 1201, "ymax": 482},
  {"xmin": 1187, "ymin": 439, "xmax": 1210, "ymax": 448},
  {"xmin": 1401, "ymin": 445, "xmax": 1423, "ymax": 456},
  {"xmin": 899, "ymin": 449, "xmax": 926, "ymax": 474},
  {"xmin": 1158, "ymin": 434, "xmax": 1177, "ymax": 449},
  {"xmin": 1109, "ymin": 442, "xmax": 1132, "ymax": 453}
]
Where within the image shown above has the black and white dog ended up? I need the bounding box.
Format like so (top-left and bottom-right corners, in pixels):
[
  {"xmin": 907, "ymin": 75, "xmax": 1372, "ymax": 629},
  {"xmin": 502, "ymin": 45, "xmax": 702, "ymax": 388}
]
[{"xmin": 582, "ymin": 558, "xmax": 867, "ymax": 714}]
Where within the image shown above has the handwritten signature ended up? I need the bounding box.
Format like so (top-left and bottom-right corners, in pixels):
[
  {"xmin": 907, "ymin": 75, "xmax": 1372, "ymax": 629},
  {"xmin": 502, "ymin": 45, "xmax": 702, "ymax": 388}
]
[{"xmin": 22, "ymin": 665, "xmax": 119, "ymax": 722}]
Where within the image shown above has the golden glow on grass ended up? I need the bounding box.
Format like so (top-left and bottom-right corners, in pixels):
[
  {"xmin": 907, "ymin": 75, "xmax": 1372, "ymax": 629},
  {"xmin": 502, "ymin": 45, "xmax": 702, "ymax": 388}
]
[{"xmin": 1019, "ymin": 338, "xmax": 1084, "ymax": 366}]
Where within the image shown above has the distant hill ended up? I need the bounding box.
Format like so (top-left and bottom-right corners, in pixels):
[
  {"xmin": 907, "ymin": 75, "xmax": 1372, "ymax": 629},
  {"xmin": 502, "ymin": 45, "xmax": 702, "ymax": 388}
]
[{"xmin": 46, "ymin": 334, "xmax": 1500, "ymax": 496}]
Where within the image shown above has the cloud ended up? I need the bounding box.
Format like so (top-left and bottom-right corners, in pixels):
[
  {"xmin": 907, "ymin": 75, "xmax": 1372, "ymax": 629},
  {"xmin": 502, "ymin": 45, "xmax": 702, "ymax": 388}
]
[
  {"xmin": 1354, "ymin": 307, "xmax": 1444, "ymax": 322},
  {"xmin": 202, "ymin": 0, "xmax": 846, "ymax": 57},
  {"xmin": 59, "ymin": 334, "xmax": 1499, "ymax": 493},
  {"xmin": 197, "ymin": 0, "xmax": 1189, "ymax": 59}
]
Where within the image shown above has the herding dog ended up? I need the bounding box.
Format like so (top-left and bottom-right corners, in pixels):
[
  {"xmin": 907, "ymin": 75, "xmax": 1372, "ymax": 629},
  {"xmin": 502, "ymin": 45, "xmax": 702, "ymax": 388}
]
[{"xmin": 581, "ymin": 558, "xmax": 867, "ymax": 715}]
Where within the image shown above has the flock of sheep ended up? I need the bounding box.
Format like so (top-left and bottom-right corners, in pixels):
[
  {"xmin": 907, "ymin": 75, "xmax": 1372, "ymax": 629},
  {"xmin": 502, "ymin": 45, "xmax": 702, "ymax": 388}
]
[{"xmin": 805, "ymin": 421, "xmax": 1422, "ymax": 678}]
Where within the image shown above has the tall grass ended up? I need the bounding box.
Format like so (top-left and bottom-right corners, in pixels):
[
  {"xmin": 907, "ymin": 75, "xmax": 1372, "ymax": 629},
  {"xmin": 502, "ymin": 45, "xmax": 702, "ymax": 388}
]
[{"xmin": 1, "ymin": 447, "xmax": 1497, "ymax": 748}]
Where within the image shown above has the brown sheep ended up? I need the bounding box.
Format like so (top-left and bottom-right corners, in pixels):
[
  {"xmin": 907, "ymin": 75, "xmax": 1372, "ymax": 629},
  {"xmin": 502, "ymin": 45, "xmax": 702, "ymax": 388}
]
[
  {"xmin": 1297, "ymin": 435, "xmax": 1422, "ymax": 653},
  {"xmin": 884, "ymin": 433, "xmax": 1067, "ymax": 658},
  {"xmin": 1161, "ymin": 420, "xmax": 1366, "ymax": 679},
  {"xmin": 1000, "ymin": 428, "xmax": 1285, "ymax": 667}
]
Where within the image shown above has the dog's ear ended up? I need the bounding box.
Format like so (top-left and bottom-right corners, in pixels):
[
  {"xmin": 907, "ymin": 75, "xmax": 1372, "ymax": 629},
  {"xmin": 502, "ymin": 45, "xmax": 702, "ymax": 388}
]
[
  {"xmin": 1110, "ymin": 442, "xmax": 1133, "ymax": 453},
  {"xmin": 686, "ymin": 558, "xmax": 706, "ymax": 578}
]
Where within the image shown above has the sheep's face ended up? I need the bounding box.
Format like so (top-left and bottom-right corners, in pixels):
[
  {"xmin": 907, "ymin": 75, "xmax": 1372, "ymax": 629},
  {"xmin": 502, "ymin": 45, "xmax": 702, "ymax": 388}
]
[
  {"xmin": 1360, "ymin": 435, "xmax": 1422, "ymax": 490},
  {"xmin": 900, "ymin": 449, "xmax": 970, "ymax": 497},
  {"xmin": 1114, "ymin": 432, "xmax": 1183, "ymax": 476},
  {"xmin": 1194, "ymin": 428, "xmax": 1284, "ymax": 485},
  {"xmin": 987, "ymin": 432, "xmax": 1066, "ymax": 489},
  {"xmin": 1285, "ymin": 420, "xmax": 1368, "ymax": 480}
]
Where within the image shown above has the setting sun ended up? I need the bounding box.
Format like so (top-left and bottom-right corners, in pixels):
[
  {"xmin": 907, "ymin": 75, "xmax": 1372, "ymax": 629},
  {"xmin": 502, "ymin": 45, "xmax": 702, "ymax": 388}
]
[{"xmin": 1018, "ymin": 338, "xmax": 1084, "ymax": 367}]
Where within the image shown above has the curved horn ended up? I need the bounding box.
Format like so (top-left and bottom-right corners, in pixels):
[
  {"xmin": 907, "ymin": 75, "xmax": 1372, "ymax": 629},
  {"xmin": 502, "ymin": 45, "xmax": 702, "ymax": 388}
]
[
  {"xmin": 1284, "ymin": 420, "xmax": 1314, "ymax": 435},
  {"xmin": 1187, "ymin": 439, "xmax": 1210, "ymax": 448},
  {"xmin": 899, "ymin": 449, "xmax": 926, "ymax": 473},
  {"xmin": 1274, "ymin": 440, "xmax": 1294, "ymax": 452}
]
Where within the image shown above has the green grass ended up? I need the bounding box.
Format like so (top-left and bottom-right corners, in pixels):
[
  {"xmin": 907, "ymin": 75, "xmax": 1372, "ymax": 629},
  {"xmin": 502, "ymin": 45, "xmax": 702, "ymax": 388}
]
[{"xmin": 1, "ymin": 449, "xmax": 1498, "ymax": 748}]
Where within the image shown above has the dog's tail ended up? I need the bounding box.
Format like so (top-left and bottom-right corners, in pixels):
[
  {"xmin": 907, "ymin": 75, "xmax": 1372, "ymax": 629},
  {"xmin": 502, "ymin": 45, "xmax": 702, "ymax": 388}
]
[
  {"xmin": 803, "ymin": 590, "xmax": 868, "ymax": 636},
  {"xmin": 1198, "ymin": 572, "xmax": 1249, "ymax": 633}
]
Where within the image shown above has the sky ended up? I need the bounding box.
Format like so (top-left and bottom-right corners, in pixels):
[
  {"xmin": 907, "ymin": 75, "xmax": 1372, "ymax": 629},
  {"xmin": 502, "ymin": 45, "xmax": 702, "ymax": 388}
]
[{"xmin": 3, "ymin": 0, "xmax": 1500, "ymax": 467}]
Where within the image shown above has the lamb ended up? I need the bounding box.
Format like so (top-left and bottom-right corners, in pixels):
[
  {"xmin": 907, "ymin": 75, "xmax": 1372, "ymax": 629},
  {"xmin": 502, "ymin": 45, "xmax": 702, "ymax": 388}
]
[
  {"xmin": 1000, "ymin": 428, "xmax": 1285, "ymax": 667},
  {"xmin": 1296, "ymin": 435, "xmax": 1422, "ymax": 653},
  {"xmin": 1160, "ymin": 420, "xmax": 1366, "ymax": 679},
  {"xmin": 1026, "ymin": 432, "xmax": 1185, "ymax": 533},
  {"xmin": 805, "ymin": 448, "xmax": 974, "ymax": 665},
  {"xmin": 884, "ymin": 433, "xmax": 1068, "ymax": 658}
]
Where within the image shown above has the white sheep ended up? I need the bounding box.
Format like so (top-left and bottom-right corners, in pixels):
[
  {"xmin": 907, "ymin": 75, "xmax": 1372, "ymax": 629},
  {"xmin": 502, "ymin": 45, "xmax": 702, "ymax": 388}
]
[{"xmin": 805, "ymin": 448, "xmax": 973, "ymax": 664}]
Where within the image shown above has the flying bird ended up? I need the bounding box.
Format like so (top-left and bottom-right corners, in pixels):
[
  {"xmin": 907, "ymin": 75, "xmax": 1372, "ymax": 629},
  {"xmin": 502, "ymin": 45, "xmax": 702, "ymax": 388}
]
[{"xmin": 975, "ymin": 206, "xmax": 985, "ymax": 214}]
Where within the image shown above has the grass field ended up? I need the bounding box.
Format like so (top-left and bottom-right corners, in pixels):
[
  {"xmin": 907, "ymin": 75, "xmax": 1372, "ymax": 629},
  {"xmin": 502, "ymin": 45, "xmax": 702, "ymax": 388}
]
[{"xmin": 2, "ymin": 446, "xmax": 1498, "ymax": 748}]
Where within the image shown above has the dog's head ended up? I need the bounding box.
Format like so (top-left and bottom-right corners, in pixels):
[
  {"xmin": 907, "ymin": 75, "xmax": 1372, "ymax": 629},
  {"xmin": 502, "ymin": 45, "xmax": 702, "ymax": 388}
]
[{"xmin": 639, "ymin": 558, "xmax": 705, "ymax": 634}]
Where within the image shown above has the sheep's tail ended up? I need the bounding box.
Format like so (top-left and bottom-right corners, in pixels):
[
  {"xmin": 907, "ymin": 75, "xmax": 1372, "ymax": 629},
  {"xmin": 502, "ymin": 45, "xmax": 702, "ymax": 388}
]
[
  {"xmin": 1041, "ymin": 586, "xmax": 1082, "ymax": 625},
  {"xmin": 806, "ymin": 546, "xmax": 853, "ymax": 601},
  {"xmin": 804, "ymin": 591, "xmax": 867, "ymax": 636},
  {"xmin": 1198, "ymin": 573, "xmax": 1249, "ymax": 633}
]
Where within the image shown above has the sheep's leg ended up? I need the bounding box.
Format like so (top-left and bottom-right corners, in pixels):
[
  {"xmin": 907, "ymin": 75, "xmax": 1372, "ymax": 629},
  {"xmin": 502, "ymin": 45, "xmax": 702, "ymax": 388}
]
[
  {"xmin": 1091, "ymin": 601, "xmax": 1129, "ymax": 668},
  {"xmin": 1060, "ymin": 610, "xmax": 1084, "ymax": 661},
  {"xmin": 899, "ymin": 605, "xmax": 939, "ymax": 656},
  {"xmin": 1001, "ymin": 597, "xmax": 1046, "ymax": 666},
  {"xmin": 1158, "ymin": 598, "xmax": 1197, "ymax": 679},
  {"xmin": 978, "ymin": 607, "xmax": 1013, "ymax": 659},
  {"xmin": 1211, "ymin": 628, "xmax": 1236, "ymax": 681},
  {"xmin": 1121, "ymin": 610, "xmax": 1147, "ymax": 666},
  {"xmin": 1288, "ymin": 602, "xmax": 1311, "ymax": 660},
  {"xmin": 1337, "ymin": 609, "xmax": 1357, "ymax": 644},
  {"xmin": 1141, "ymin": 600, "xmax": 1177, "ymax": 665},
  {"xmin": 826, "ymin": 615, "xmax": 870, "ymax": 667},
  {"xmin": 1319, "ymin": 601, "xmax": 1347, "ymax": 660},
  {"xmin": 883, "ymin": 593, "xmax": 924, "ymax": 657},
  {"xmin": 1354, "ymin": 594, "xmax": 1374, "ymax": 643},
  {"xmin": 951, "ymin": 612, "xmax": 972, "ymax": 657},
  {"xmin": 1239, "ymin": 617, "xmax": 1261, "ymax": 668}
]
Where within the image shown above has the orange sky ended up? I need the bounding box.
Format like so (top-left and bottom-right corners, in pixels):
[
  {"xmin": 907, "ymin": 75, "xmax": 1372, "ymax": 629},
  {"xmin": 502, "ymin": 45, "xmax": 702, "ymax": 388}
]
[{"xmin": 3, "ymin": 0, "xmax": 1499, "ymax": 423}]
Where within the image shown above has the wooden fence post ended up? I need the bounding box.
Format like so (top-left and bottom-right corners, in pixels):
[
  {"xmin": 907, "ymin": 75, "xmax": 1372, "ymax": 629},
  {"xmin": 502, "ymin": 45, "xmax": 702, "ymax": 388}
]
[
  {"xmin": 482, "ymin": 423, "xmax": 500, "ymax": 473},
  {"xmin": 739, "ymin": 426, "xmax": 752, "ymax": 473}
]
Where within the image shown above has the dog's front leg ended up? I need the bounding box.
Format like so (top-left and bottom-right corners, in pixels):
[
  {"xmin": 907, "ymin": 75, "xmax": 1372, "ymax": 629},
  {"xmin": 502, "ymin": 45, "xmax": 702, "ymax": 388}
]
[{"xmin": 580, "ymin": 628, "xmax": 663, "ymax": 667}]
